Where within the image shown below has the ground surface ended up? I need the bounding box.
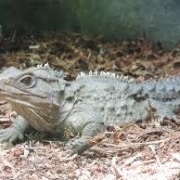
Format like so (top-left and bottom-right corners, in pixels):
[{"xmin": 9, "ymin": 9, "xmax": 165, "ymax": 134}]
[{"xmin": 0, "ymin": 33, "xmax": 180, "ymax": 179}]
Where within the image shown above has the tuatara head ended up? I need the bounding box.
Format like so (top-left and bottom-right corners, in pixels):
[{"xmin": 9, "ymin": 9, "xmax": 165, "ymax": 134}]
[{"xmin": 0, "ymin": 64, "xmax": 66, "ymax": 131}]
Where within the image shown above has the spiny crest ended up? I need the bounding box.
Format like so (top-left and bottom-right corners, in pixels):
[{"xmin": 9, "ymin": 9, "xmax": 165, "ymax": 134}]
[
  {"xmin": 37, "ymin": 63, "xmax": 50, "ymax": 69},
  {"xmin": 36, "ymin": 63, "xmax": 64, "ymax": 79},
  {"xmin": 143, "ymin": 75, "xmax": 180, "ymax": 85},
  {"xmin": 76, "ymin": 70, "xmax": 134, "ymax": 83},
  {"xmin": 36, "ymin": 63, "xmax": 53, "ymax": 77}
]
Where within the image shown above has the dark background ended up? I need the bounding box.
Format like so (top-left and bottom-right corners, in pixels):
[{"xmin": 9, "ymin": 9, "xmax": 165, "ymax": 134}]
[{"xmin": 0, "ymin": 0, "xmax": 180, "ymax": 49}]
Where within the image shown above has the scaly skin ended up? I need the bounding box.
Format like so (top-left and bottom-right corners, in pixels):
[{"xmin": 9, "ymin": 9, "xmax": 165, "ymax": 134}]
[{"xmin": 0, "ymin": 64, "xmax": 179, "ymax": 154}]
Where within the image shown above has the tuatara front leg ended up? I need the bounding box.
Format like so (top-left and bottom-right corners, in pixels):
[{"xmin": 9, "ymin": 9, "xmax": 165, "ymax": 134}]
[
  {"xmin": 64, "ymin": 108, "xmax": 105, "ymax": 154},
  {"xmin": 70, "ymin": 122, "xmax": 105, "ymax": 154},
  {"xmin": 0, "ymin": 115, "xmax": 28, "ymax": 143}
]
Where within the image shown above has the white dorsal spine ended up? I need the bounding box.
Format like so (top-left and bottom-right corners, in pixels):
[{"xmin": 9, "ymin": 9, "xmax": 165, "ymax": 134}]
[
  {"xmin": 37, "ymin": 63, "xmax": 50, "ymax": 68},
  {"xmin": 76, "ymin": 71, "xmax": 135, "ymax": 82}
]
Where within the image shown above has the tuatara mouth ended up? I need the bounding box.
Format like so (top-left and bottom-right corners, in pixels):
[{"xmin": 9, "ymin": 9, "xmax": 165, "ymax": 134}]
[{"xmin": 0, "ymin": 87, "xmax": 62, "ymax": 132}]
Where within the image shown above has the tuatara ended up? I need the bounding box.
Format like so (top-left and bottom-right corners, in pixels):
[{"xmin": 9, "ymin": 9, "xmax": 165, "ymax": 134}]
[{"xmin": 0, "ymin": 64, "xmax": 179, "ymax": 154}]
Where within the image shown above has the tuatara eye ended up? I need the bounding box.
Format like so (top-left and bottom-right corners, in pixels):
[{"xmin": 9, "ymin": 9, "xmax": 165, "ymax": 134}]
[{"xmin": 19, "ymin": 75, "xmax": 36, "ymax": 87}]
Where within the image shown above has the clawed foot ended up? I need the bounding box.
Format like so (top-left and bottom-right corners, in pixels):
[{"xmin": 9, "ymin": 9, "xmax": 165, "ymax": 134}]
[
  {"xmin": 0, "ymin": 127, "xmax": 24, "ymax": 143},
  {"xmin": 64, "ymin": 137, "xmax": 92, "ymax": 155}
]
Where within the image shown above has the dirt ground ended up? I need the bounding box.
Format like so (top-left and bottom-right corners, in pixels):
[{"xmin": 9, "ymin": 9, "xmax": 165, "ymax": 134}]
[{"xmin": 0, "ymin": 33, "xmax": 180, "ymax": 179}]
